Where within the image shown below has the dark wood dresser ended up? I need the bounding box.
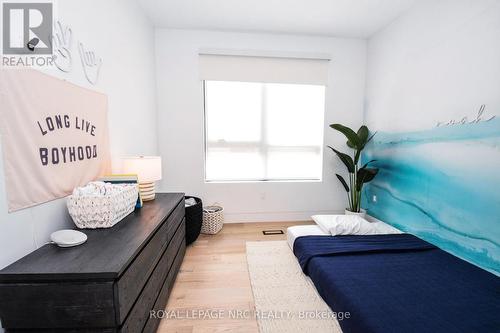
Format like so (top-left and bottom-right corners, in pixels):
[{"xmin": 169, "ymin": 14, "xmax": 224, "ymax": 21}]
[{"xmin": 0, "ymin": 193, "xmax": 186, "ymax": 333}]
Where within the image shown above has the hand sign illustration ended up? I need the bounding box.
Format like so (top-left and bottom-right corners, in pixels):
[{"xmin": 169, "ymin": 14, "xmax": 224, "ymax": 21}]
[
  {"xmin": 52, "ymin": 21, "xmax": 73, "ymax": 72},
  {"xmin": 78, "ymin": 42, "xmax": 102, "ymax": 85}
]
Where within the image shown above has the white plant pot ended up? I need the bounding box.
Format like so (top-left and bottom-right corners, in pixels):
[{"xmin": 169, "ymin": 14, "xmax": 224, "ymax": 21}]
[{"xmin": 345, "ymin": 208, "xmax": 366, "ymax": 218}]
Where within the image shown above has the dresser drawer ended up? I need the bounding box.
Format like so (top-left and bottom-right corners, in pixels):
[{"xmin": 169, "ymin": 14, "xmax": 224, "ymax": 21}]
[
  {"xmin": 121, "ymin": 219, "xmax": 185, "ymax": 333},
  {"xmin": 116, "ymin": 200, "xmax": 185, "ymax": 324},
  {"xmin": 143, "ymin": 235, "xmax": 186, "ymax": 333},
  {"xmin": 0, "ymin": 281, "xmax": 115, "ymax": 329}
]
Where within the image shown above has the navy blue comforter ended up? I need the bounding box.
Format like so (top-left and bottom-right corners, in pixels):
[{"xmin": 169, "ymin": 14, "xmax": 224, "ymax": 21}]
[{"xmin": 293, "ymin": 234, "xmax": 500, "ymax": 333}]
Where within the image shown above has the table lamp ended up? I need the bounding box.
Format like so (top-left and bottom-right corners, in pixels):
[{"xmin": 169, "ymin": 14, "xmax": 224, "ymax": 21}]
[{"xmin": 121, "ymin": 156, "xmax": 162, "ymax": 201}]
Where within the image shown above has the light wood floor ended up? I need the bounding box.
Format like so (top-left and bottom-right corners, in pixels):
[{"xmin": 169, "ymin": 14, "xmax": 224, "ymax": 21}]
[{"xmin": 156, "ymin": 221, "xmax": 314, "ymax": 333}]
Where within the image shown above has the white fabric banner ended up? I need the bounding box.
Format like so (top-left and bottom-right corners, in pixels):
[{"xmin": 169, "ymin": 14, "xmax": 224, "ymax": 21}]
[{"xmin": 0, "ymin": 69, "xmax": 111, "ymax": 212}]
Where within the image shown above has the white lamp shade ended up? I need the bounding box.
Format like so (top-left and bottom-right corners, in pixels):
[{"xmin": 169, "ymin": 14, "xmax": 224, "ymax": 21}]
[{"xmin": 121, "ymin": 156, "xmax": 162, "ymax": 183}]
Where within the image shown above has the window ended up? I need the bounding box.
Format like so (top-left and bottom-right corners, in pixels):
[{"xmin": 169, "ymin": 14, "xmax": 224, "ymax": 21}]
[
  {"xmin": 199, "ymin": 53, "xmax": 329, "ymax": 182},
  {"xmin": 204, "ymin": 80, "xmax": 326, "ymax": 182}
]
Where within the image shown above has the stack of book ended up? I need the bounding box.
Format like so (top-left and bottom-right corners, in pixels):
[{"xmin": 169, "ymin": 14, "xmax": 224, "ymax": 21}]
[{"xmin": 99, "ymin": 174, "xmax": 143, "ymax": 208}]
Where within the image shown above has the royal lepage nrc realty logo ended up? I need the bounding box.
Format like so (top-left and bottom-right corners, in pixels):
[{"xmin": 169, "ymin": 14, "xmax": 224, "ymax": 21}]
[{"xmin": 2, "ymin": 1, "xmax": 54, "ymax": 66}]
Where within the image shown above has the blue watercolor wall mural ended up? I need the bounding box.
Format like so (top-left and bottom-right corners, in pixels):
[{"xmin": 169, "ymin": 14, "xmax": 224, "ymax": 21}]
[{"xmin": 363, "ymin": 116, "xmax": 500, "ymax": 275}]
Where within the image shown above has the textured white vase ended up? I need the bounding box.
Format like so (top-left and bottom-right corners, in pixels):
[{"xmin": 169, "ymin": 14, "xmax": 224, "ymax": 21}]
[{"xmin": 345, "ymin": 208, "xmax": 366, "ymax": 218}]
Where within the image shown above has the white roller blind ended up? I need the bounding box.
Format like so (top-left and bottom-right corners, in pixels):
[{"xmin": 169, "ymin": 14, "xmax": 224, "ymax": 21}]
[{"xmin": 199, "ymin": 54, "xmax": 329, "ymax": 85}]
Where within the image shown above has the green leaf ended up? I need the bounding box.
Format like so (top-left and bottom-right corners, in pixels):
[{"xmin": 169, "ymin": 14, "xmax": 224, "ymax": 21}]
[
  {"xmin": 330, "ymin": 124, "xmax": 360, "ymax": 148},
  {"xmin": 366, "ymin": 131, "xmax": 377, "ymax": 145},
  {"xmin": 356, "ymin": 167, "xmax": 379, "ymax": 191},
  {"xmin": 360, "ymin": 159, "xmax": 377, "ymax": 169},
  {"xmin": 362, "ymin": 167, "xmax": 378, "ymax": 183},
  {"xmin": 327, "ymin": 146, "xmax": 355, "ymax": 173},
  {"xmin": 357, "ymin": 126, "xmax": 369, "ymax": 145},
  {"xmin": 346, "ymin": 140, "xmax": 356, "ymax": 149},
  {"xmin": 335, "ymin": 174, "xmax": 350, "ymax": 192}
]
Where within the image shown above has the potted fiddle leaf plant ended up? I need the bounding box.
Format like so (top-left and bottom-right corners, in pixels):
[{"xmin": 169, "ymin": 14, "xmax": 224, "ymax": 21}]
[{"xmin": 328, "ymin": 124, "xmax": 378, "ymax": 217}]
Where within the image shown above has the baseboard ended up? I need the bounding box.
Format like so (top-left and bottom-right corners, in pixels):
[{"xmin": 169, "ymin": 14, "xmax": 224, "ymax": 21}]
[{"xmin": 222, "ymin": 210, "xmax": 343, "ymax": 223}]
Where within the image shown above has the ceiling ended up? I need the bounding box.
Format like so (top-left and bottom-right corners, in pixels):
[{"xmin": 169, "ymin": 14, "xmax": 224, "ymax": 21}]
[{"xmin": 137, "ymin": 0, "xmax": 416, "ymax": 38}]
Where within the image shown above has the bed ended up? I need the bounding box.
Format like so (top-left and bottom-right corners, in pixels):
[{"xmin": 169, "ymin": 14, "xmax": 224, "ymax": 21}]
[{"xmin": 292, "ymin": 233, "xmax": 500, "ymax": 333}]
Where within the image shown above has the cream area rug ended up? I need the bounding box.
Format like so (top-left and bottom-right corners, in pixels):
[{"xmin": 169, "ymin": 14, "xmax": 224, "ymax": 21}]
[{"xmin": 246, "ymin": 241, "xmax": 342, "ymax": 333}]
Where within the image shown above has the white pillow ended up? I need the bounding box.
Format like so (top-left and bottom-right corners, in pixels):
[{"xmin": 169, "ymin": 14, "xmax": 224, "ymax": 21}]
[{"xmin": 311, "ymin": 215, "xmax": 400, "ymax": 236}]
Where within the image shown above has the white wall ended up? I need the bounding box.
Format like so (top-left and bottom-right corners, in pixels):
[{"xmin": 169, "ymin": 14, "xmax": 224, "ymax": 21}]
[
  {"xmin": 0, "ymin": 0, "xmax": 158, "ymax": 270},
  {"xmin": 365, "ymin": 0, "xmax": 500, "ymax": 131},
  {"xmin": 155, "ymin": 29, "xmax": 367, "ymax": 222}
]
